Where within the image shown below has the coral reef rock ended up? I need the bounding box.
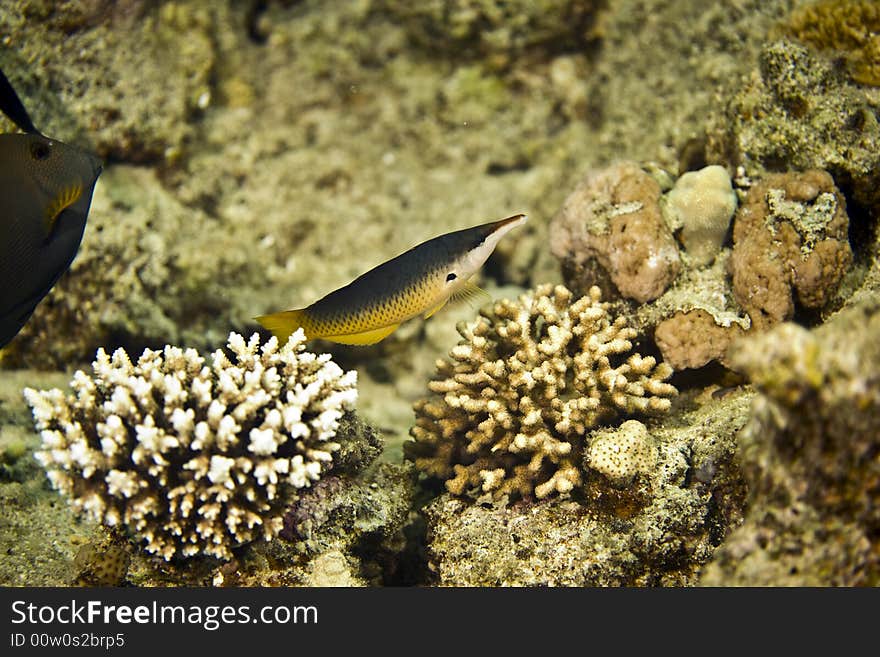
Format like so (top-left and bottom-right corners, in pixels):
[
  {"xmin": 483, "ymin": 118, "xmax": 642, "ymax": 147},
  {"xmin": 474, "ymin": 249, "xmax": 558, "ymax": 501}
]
[
  {"xmin": 24, "ymin": 330, "xmax": 358, "ymax": 561},
  {"xmin": 662, "ymin": 165, "xmax": 737, "ymax": 267},
  {"xmin": 702, "ymin": 299, "xmax": 880, "ymax": 585},
  {"xmin": 550, "ymin": 161, "xmax": 681, "ymax": 303},
  {"xmin": 630, "ymin": 250, "xmax": 750, "ymax": 371},
  {"xmin": 406, "ymin": 284, "xmax": 677, "ymax": 501},
  {"xmin": 729, "ymin": 169, "xmax": 851, "ymax": 330},
  {"xmin": 423, "ymin": 389, "xmax": 751, "ymax": 586},
  {"xmin": 709, "ymin": 39, "xmax": 880, "ymax": 206},
  {"xmin": 201, "ymin": 461, "xmax": 415, "ymax": 588},
  {"xmin": 777, "ymin": 0, "xmax": 880, "ymax": 87}
]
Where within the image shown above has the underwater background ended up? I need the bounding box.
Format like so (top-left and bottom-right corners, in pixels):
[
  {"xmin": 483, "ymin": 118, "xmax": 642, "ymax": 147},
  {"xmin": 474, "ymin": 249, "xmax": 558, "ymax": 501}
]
[{"xmin": 1, "ymin": 0, "xmax": 878, "ymax": 586}]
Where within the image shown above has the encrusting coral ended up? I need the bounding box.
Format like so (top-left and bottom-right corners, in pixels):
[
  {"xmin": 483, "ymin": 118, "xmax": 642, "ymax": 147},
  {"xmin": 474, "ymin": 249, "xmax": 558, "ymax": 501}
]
[
  {"xmin": 24, "ymin": 330, "xmax": 357, "ymax": 561},
  {"xmin": 406, "ymin": 284, "xmax": 677, "ymax": 500}
]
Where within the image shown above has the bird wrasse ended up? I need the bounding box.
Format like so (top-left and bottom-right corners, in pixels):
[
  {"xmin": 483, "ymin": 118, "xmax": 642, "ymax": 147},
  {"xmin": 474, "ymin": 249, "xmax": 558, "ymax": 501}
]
[
  {"xmin": 0, "ymin": 68, "xmax": 102, "ymax": 348},
  {"xmin": 256, "ymin": 214, "xmax": 527, "ymax": 346}
]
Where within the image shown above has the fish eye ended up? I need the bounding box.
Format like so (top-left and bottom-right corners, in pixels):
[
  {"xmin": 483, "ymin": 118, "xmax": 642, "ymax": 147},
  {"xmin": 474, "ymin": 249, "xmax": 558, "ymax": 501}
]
[
  {"xmin": 30, "ymin": 140, "xmax": 51, "ymax": 160},
  {"xmin": 446, "ymin": 272, "xmax": 457, "ymax": 282}
]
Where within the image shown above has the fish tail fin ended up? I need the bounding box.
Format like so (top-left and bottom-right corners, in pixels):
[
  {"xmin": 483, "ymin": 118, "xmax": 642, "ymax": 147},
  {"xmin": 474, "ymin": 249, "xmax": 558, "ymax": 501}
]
[{"xmin": 255, "ymin": 309, "xmax": 309, "ymax": 344}]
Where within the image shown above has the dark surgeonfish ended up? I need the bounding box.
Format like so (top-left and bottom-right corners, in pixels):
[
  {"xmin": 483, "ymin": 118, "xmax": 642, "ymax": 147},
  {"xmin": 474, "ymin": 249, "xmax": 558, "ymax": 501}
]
[
  {"xmin": 0, "ymin": 67, "xmax": 102, "ymax": 348},
  {"xmin": 256, "ymin": 214, "xmax": 527, "ymax": 345}
]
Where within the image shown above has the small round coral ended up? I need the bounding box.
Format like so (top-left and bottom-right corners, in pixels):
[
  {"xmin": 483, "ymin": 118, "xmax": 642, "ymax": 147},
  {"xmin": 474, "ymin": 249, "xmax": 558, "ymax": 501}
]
[
  {"xmin": 24, "ymin": 331, "xmax": 357, "ymax": 561},
  {"xmin": 406, "ymin": 284, "xmax": 677, "ymax": 501},
  {"xmin": 586, "ymin": 420, "xmax": 657, "ymax": 487}
]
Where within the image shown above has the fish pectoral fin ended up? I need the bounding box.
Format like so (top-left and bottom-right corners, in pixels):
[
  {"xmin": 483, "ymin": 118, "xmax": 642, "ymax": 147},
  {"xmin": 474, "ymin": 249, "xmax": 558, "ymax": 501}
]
[
  {"xmin": 322, "ymin": 323, "xmax": 401, "ymax": 346},
  {"xmin": 450, "ymin": 280, "xmax": 493, "ymax": 310},
  {"xmin": 44, "ymin": 183, "xmax": 83, "ymax": 234},
  {"xmin": 423, "ymin": 298, "xmax": 449, "ymax": 320}
]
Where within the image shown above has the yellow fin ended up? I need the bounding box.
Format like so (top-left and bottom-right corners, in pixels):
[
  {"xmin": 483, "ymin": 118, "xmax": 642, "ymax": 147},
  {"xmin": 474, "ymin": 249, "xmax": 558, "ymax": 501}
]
[
  {"xmin": 423, "ymin": 298, "xmax": 448, "ymax": 320},
  {"xmin": 450, "ymin": 280, "xmax": 492, "ymax": 309},
  {"xmin": 45, "ymin": 183, "xmax": 83, "ymax": 233},
  {"xmin": 255, "ymin": 309, "xmax": 307, "ymax": 343},
  {"xmin": 321, "ymin": 323, "xmax": 401, "ymax": 346}
]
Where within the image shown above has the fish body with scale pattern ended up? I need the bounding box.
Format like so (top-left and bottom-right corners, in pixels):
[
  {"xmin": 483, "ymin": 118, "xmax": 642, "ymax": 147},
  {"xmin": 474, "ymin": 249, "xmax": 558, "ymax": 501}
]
[{"xmin": 256, "ymin": 214, "xmax": 527, "ymax": 345}]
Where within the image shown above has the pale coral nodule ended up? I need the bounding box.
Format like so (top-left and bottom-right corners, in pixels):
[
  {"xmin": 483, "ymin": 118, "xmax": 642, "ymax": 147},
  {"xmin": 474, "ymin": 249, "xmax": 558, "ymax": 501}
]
[
  {"xmin": 405, "ymin": 284, "xmax": 677, "ymax": 501},
  {"xmin": 23, "ymin": 330, "xmax": 357, "ymax": 561}
]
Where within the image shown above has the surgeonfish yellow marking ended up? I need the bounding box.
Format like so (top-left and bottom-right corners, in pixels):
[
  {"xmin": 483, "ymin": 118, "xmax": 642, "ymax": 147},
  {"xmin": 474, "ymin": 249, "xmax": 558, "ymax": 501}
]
[
  {"xmin": 45, "ymin": 183, "xmax": 83, "ymax": 232},
  {"xmin": 256, "ymin": 214, "xmax": 527, "ymax": 346}
]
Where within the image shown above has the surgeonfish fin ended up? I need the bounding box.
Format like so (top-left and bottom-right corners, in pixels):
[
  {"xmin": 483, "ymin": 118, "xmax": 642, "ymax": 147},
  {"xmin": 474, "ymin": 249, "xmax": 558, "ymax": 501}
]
[
  {"xmin": 449, "ymin": 280, "xmax": 492, "ymax": 309},
  {"xmin": 44, "ymin": 183, "xmax": 83, "ymax": 234},
  {"xmin": 320, "ymin": 323, "xmax": 401, "ymax": 345},
  {"xmin": 0, "ymin": 68, "xmax": 39, "ymax": 134}
]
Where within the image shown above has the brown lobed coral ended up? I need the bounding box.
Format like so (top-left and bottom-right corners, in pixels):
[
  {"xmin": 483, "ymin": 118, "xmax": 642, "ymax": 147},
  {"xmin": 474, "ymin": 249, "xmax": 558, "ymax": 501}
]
[
  {"xmin": 550, "ymin": 161, "xmax": 681, "ymax": 304},
  {"xmin": 405, "ymin": 284, "xmax": 677, "ymax": 501},
  {"xmin": 654, "ymin": 309, "xmax": 746, "ymax": 370},
  {"xmin": 729, "ymin": 169, "xmax": 851, "ymax": 330}
]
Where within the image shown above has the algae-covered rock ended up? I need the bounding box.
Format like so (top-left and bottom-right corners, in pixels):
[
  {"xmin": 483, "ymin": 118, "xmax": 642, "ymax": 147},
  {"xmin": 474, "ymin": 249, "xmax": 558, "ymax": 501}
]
[
  {"xmin": 0, "ymin": 1, "xmax": 217, "ymax": 163},
  {"xmin": 777, "ymin": 0, "xmax": 880, "ymax": 87},
  {"xmin": 708, "ymin": 40, "xmax": 880, "ymax": 206},
  {"xmin": 701, "ymin": 299, "xmax": 880, "ymax": 585}
]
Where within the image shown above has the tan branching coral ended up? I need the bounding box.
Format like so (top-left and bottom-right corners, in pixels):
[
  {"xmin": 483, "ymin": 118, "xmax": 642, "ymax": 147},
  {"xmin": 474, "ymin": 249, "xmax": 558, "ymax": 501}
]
[
  {"xmin": 406, "ymin": 284, "xmax": 677, "ymax": 500},
  {"xmin": 24, "ymin": 331, "xmax": 357, "ymax": 561}
]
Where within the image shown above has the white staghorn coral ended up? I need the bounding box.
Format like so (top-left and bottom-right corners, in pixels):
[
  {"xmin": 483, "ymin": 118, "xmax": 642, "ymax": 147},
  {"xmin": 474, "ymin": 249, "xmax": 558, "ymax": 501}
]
[
  {"xmin": 406, "ymin": 284, "xmax": 677, "ymax": 501},
  {"xmin": 24, "ymin": 330, "xmax": 357, "ymax": 561}
]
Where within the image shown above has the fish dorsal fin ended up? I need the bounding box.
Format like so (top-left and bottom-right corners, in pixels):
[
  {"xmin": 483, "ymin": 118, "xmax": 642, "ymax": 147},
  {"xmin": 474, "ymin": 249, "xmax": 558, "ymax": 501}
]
[
  {"xmin": 44, "ymin": 183, "xmax": 83, "ymax": 234},
  {"xmin": 423, "ymin": 298, "xmax": 448, "ymax": 320},
  {"xmin": 450, "ymin": 280, "xmax": 492, "ymax": 309},
  {"xmin": 321, "ymin": 322, "xmax": 401, "ymax": 346},
  {"xmin": 0, "ymin": 68, "xmax": 40, "ymax": 134}
]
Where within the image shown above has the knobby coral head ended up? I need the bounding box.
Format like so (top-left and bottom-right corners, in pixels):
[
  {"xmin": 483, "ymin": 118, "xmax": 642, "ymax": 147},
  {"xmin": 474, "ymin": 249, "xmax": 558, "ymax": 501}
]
[
  {"xmin": 24, "ymin": 330, "xmax": 357, "ymax": 561},
  {"xmin": 406, "ymin": 284, "xmax": 677, "ymax": 501}
]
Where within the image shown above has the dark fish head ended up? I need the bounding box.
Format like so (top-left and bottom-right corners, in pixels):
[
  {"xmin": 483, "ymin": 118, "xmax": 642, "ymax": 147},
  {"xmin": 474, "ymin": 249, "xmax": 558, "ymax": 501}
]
[{"xmin": 0, "ymin": 132, "xmax": 102, "ymax": 347}]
